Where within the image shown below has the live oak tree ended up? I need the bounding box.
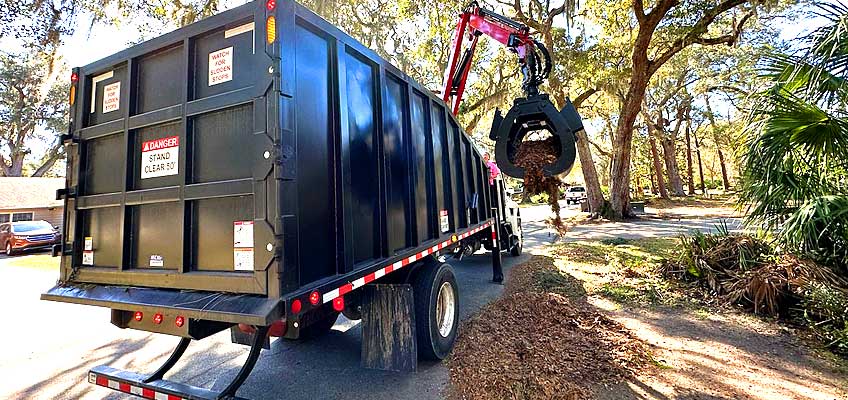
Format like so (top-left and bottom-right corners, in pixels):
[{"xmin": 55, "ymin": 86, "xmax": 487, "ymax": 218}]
[
  {"xmin": 605, "ymin": 0, "xmax": 785, "ymax": 218},
  {"xmin": 0, "ymin": 51, "xmax": 69, "ymax": 177}
]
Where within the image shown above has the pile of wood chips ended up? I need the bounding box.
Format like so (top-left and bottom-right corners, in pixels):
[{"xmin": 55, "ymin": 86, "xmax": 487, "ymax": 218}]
[
  {"xmin": 446, "ymin": 256, "xmax": 649, "ymax": 400},
  {"xmin": 513, "ymin": 138, "xmax": 568, "ymax": 235}
]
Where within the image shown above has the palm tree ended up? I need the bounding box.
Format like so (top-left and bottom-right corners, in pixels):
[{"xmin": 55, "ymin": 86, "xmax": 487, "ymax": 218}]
[{"xmin": 740, "ymin": 1, "xmax": 848, "ymax": 271}]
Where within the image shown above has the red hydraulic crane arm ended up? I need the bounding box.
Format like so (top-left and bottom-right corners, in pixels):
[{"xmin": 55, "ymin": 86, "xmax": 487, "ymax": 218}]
[{"xmin": 442, "ymin": 2, "xmax": 551, "ymax": 115}]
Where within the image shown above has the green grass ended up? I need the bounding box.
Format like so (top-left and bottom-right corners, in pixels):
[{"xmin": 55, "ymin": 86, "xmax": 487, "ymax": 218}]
[
  {"xmin": 551, "ymin": 238, "xmax": 687, "ymax": 307},
  {"xmin": 3, "ymin": 253, "xmax": 59, "ymax": 271},
  {"xmin": 649, "ymin": 357, "xmax": 675, "ymax": 370},
  {"xmin": 533, "ymin": 268, "xmax": 586, "ymax": 299},
  {"xmin": 556, "ymin": 238, "xmax": 677, "ymax": 271}
]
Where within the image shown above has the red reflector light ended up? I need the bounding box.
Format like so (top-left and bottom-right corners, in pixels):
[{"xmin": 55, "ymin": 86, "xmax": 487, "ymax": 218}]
[
  {"xmin": 291, "ymin": 299, "xmax": 302, "ymax": 314},
  {"xmin": 332, "ymin": 296, "xmax": 344, "ymax": 312},
  {"xmin": 133, "ymin": 311, "xmax": 143, "ymax": 321},
  {"xmin": 266, "ymin": 0, "xmax": 276, "ymax": 10},
  {"xmin": 70, "ymin": 72, "xmax": 78, "ymax": 83},
  {"xmin": 309, "ymin": 291, "xmax": 320, "ymax": 305},
  {"xmin": 175, "ymin": 316, "xmax": 185, "ymax": 327},
  {"xmin": 153, "ymin": 313, "xmax": 163, "ymax": 324}
]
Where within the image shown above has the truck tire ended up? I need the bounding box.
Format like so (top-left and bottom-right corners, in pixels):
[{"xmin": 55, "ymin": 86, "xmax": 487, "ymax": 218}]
[
  {"xmin": 509, "ymin": 234, "xmax": 523, "ymax": 257},
  {"xmin": 413, "ymin": 261, "xmax": 459, "ymax": 360}
]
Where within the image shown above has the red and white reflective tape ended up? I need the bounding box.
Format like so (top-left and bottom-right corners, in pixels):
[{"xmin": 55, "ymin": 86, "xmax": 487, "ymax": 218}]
[
  {"xmin": 321, "ymin": 221, "xmax": 492, "ymax": 304},
  {"xmin": 90, "ymin": 372, "xmax": 183, "ymax": 400}
]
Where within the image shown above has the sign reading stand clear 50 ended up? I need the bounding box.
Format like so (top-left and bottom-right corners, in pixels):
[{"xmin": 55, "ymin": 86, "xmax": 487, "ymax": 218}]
[{"xmin": 141, "ymin": 136, "xmax": 179, "ymax": 179}]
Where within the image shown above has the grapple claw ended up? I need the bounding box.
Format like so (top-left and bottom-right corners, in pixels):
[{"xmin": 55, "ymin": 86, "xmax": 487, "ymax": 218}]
[{"xmin": 490, "ymin": 94, "xmax": 583, "ymax": 179}]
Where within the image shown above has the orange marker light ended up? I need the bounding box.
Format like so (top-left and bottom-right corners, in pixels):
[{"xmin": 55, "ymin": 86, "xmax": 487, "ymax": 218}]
[{"xmin": 266, "ymin": 16, "xmax": 277, "ymax": 44}]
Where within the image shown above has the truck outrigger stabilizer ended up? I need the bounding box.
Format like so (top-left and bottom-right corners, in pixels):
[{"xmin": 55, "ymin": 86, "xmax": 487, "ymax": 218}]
[{"xmin": 89, "ymin": 326, "xmax": 269, "ymax": 400}]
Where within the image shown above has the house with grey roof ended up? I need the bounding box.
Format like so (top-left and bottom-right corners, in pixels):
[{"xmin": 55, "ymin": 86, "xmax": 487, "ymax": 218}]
[{"xmin": 0, "ymin": 177, "xmax": 65, "ymax": 228}]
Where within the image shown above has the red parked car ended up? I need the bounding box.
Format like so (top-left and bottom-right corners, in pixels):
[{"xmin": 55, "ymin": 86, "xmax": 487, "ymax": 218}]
[{"xmin": 0, "ymin": 220, "xmax": 60, "ymax": 256}]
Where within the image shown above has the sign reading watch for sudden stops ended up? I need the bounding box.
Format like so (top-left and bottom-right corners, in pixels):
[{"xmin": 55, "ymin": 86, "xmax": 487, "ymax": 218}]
[{"xmin": 141, "ymin": 136, "xmax": 179, "ymax": 179}]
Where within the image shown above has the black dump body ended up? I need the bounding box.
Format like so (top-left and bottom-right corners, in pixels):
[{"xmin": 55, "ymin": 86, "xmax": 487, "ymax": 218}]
[{"xmin": 43, "ymin": 0, "xmax": 502, "ymax": 330}]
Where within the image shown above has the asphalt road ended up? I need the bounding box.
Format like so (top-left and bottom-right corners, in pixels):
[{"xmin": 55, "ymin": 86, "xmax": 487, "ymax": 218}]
[
  {"xmin": 0, "ymin": 202, "xmax": 741, "ymax": 400},
  {"xmin": 0, "ymin": 225, "xmax": 548, "ymax": 400}
]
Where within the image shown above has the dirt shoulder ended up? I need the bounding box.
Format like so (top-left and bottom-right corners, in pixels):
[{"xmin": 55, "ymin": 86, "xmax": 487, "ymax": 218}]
[
  {"xmin": 643, "ymin": 196, "xmax": 743, "ymax": 219},
  {"xmin": 447, "ymin": 239, "xmax": 848, "ymax": 400},
  {"xmin": 592, "ymin": 300, "xmax": 848, "ymax": 400}
]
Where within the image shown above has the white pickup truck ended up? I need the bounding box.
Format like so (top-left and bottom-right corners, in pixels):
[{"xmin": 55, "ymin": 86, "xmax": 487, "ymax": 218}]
[{"xmin": 564, "ymin": 186, "xmax": 587, "ymax": 205}]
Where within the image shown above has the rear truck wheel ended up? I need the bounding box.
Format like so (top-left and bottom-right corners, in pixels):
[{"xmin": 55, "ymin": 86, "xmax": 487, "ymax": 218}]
[
  {"xmin": 510, "ymin": 234, "xmax": 523, "ymax": 256},
  {"xmin": 413, "ymin": 260, "xmax": 459, "ymax": 360}
]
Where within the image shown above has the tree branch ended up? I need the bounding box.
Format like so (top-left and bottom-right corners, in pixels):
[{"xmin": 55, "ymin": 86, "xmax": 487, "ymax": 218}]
[
  {"xmin": 572, "ymin": 87, "xmax": 598, "ymax": 109},
  {"xmin": 649, "ymin": 1, "xmax": 751, "ymax": 75},
  {"xmin": 634, "ymin": 0, "xmax": 647, "ymax": 24}
]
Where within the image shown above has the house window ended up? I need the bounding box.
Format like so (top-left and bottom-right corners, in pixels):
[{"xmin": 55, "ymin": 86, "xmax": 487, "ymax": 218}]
[
  {"xmin": 12, "ymin": 212, "xmax": 33, "ymax": 222},
  {"xmin": 0, "ymin": 214, "xmax": 9, "ymax": 224}
]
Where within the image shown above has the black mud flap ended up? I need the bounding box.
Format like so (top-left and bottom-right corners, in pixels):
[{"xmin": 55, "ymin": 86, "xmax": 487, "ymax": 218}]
[{"xmin": 489, "ymin": 94, "xmax": 583, "ymax": 179}]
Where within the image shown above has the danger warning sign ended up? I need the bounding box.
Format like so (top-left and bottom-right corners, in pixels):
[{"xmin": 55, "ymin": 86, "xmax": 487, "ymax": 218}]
[
  {"xmin": 141, "ymin": 136, "xmax": 179, "ymax": 179},
  {"xmin": 208, "ymin": 47, "xmax": 233, "ymax": 86},
  {"xmin": 102, "ymin": 81, "xmax": 120, "ymax": 113}
]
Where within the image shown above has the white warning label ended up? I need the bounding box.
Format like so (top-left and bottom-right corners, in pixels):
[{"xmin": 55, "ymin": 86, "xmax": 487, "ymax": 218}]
[
  {"xmin": 84, "ymin": 236, "xmax": 93, "ymax": 251},
  {"xmin": 82, "ymin": 251, "xmax": 94, "ymax": 265},
  {"xmin": 234, "ymin": 248, "xmax": 254, "ymax": 271},
  {"xmin": 102, "ymin": 81, "xmax": 121, "ymax": 113},
  {"xmin": 208, "ymin": 47, "xmax": 233, "ymax": 86},
  {"xmin": 234, "ymin": 221, "xmax": 254, "ymax": 248},
  {"xmin": 141, "ymin": 136, "xmax": 179, "ymax": 179},
  {"xmin": 149, "ymin": 254, "xmax": 164, "ymax": 267},
  {"xmin": 440, "ymin": 209, "xmax": 450, "ymax": 233}
]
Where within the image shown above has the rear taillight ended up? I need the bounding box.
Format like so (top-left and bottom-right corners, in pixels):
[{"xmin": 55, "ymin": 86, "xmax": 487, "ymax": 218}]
[
  {"xmin": 332, "ymin": 296, "xmax": 344, "ymax": 312},
  {"xmin": 309, "ymin": 291, "xmax": 320, "ymax": 305},
  {"xmin": 153, "ymin": 313, "xmax": 163, "ymax": 325},
  {"xmin": 291, "ymin": 299, "xmax": 302, "ymax": 314},
  {"xmin": 133, "ymin": 311, "xmax": 143, "ymax": 321},
  {"xmin": 175, "ymin": 316, "xmax": 185, "ymax": 327}
]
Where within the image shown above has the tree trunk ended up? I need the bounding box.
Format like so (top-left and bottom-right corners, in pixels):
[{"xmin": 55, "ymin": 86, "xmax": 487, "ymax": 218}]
[
  {"xmin": 561, "ymin": 90, "xmax": 604, "ymax": 214},
  {"xmin": 685, "ymin": 120, "xmax": 695, "ymax": 195},
  {"xmin": 649, "ymin": 163, "xmax": 657, "ymax": 194},
  {"xmin": 7, "ymin": 154, "xmax": 25, "ymax": 177},
  {"xmin": 660, "ymin": 136, "xmax": 685, "ymax": 196},
  {"xmin": 609, "ymin": 71, "xmax": 649, "ymax": 218},
  {"xmin": 704, "ymin": 95, "xmax": 730, "ymax": 190},
  {"xmin": 574, "ymin": 129, "xmax": 604, "ymax": 213},
  {"xmin": 693, "ymin": 130, "xmax": 706, "ymax": 195},
  {"xmin": 648, "ymin": 129, "xmax": 669, "ymax": 199},
  {"xmin": 717, "ymin": 147, "xmax": 730, "ymax": 190}
]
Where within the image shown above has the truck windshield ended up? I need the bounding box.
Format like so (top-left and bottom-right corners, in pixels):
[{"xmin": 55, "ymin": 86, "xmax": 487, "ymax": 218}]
[{"xmin": 13, "ymin": 221, "xmax": 53, "ymax": 233}]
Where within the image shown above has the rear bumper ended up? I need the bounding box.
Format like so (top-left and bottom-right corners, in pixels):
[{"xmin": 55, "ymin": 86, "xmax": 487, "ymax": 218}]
[
  {"xmin": 90, "ymin": 365, "xmax": 249, "ymax": 400},
  {"xmin": 41, "ymin": 284, "xmax": 280, "ymax": 326}
]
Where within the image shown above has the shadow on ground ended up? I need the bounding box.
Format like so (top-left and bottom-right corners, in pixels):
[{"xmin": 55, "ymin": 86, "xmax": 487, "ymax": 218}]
[{"xmin": 534, "ymin": 253, "xmax": 848, "ymax": 400}]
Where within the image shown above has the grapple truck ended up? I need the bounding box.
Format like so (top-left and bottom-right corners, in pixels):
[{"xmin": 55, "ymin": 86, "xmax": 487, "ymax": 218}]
[{"xmin": 41, "ymin": 1, "xmax": 531, "ymax": 399}]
